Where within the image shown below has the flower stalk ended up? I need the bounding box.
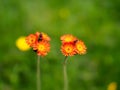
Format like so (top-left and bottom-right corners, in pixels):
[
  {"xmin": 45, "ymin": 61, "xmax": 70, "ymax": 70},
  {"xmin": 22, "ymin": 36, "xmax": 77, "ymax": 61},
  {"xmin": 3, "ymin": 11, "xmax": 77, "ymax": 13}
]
[
  {"xmin": 37, "ymin": 56, "xmax": 41, "ymax": 90},
  {"xmin": 63, "ymin": 56, "xmax": 68, "ymax": 90}
]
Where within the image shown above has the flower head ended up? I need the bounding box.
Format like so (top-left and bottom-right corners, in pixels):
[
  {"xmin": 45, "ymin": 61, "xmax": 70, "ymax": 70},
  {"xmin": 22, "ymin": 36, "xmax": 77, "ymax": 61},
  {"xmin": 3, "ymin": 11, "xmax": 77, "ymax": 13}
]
[
  {"xmin": 26, "ymin": 34, "xmax": 37, "ymax": 47},
  {"xmin": 108, "ymin": 82, "xmax": 117, "ymax": 90},
  {"xmin": 59, "ymin": 8, "xmax": 70, "ymax": 19},
  {"xmin": 16, "ymin": 36, "xmax": 30, "ymax": 51},
  {"xmin": 60, "ymin": 34, "xmax": 77, "ymax": 43},
  {"xmin": 61, "ymin": 43, "xmax": 76, "ymax": 56},
  {"xmin": 25, "ymin": 32, "xmax": 51, "ymax": 56},
  {"xmin": 33, "ymin": 41, "xmax": 50, "ymax": 56},
  {"xmin": 75, "ymin": 40, "xmax": 87, "ymax": 55}
]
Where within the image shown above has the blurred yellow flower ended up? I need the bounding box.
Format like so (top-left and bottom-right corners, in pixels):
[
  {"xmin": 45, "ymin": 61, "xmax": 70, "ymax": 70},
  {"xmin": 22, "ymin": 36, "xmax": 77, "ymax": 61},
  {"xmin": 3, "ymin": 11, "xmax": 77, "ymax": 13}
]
[
  {"xmin": 16, "ymin": 36, "xmax": 30, "ymax": 51},
  {"xmin": 108, "ymin": 82, "xmax": 117, "ymax": 90},
  {"xmin": 59, "ymin": 8, "xmax": 70, "ymax": 19}
]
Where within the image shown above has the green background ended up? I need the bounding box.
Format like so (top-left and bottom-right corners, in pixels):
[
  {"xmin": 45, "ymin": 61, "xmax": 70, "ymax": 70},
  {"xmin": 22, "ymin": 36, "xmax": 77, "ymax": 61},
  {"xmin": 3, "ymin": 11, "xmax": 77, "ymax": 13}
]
[{"xmin": 0, "ymin": 0, "xmax": 120, "ymax": 90}]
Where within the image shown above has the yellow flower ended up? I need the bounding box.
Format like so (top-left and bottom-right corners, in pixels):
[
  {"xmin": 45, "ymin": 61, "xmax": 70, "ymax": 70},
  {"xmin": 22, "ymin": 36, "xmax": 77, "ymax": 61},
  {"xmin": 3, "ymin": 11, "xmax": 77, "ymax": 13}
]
[
  {"xmin": 59, "ymin": 8, "xmax": 70, "ymax": 19},
  {"xmin": 16, "ymin": 36, "xmax": 30, "ymax": 51},
  {"xmin": 75, "ymin": 40, "xmax": 87, "ymax": 55},
  {"xmin": 108, "ymin": 82, "xmax": 117, "ymax": 90},
  {"xmin": 61, "ymin": 43, "xmax": 76, "ymax": 56}
]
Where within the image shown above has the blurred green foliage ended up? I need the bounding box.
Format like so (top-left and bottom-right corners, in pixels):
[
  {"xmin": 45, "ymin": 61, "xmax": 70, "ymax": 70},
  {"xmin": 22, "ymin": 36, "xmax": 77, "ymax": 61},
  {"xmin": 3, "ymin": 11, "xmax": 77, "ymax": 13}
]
[{"xmin": 0, "ymin": 0, "xmax": 120, "ymax": 90}]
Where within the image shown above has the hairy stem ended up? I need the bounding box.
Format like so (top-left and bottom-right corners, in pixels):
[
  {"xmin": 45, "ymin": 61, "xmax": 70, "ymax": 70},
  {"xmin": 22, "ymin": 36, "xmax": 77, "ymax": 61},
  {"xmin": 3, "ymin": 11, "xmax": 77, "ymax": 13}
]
[
  {"xmin": 63, "ymin": 56, "xmax": 68, "ymax": 90},
  {"xmin": 37, "ymin": 56, "xmax": 41, "ymax": 90}
]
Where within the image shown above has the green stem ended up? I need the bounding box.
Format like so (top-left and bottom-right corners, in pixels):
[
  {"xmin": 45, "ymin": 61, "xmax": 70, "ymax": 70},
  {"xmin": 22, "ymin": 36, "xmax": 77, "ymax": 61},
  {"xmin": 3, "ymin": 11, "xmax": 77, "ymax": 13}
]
[
  {"xmin": 37, "ymin": 56, "xmax": 41, "ymax": 90},
  {"xmin": 63, "ymin": 56, "xmax": 68, "ymax": 90}
]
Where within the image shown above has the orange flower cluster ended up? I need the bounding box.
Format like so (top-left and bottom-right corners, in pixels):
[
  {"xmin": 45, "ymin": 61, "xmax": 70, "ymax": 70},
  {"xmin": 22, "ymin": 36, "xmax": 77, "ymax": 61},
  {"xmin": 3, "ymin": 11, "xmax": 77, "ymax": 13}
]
[
  {"xmin": 26, "ymin": 32, "xmax": 50, "ymax": 56},
  {"xmin": 60, "ymin": 34, "xmax": 87, "ymax": 56}
]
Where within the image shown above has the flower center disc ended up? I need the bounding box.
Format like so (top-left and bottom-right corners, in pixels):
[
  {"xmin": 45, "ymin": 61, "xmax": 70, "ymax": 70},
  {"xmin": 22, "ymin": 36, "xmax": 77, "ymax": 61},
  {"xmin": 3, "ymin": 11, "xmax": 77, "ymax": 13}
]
[
  {"xmin": 38, "ymin": 45, "xmax": 45, "ymax": 51},
  {"xmin": 30, "ymin": 38, "xmax": 35, "ymax": 43},
  {"xmin": 65, "ymin": 37, "xmax": 72, "ymax": 42},
  {"xmin": 77, "ymin": 45, "xmax": 83, "ymax": 51},
  {"xmin": 65, "ymin": 46, "xmax": 72, "ymax": 53}
]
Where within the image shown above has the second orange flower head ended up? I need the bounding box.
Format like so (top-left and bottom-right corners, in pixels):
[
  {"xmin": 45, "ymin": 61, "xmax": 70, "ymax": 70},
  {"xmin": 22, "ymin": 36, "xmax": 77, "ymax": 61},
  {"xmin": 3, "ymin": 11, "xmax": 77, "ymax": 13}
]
[
  {"xmin": 26, "ymin": 32, "xmax": 51, "ymax": 57},
  {"xmin": 60, "ymin": 34, "xmax": 87, "ymax": 56}
]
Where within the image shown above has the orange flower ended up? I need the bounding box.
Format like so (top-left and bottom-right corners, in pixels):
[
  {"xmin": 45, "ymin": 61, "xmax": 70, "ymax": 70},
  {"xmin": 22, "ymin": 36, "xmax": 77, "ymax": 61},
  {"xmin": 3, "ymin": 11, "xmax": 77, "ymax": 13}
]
[
  {"xmin": 61, "ymin": 43, "xmax": 76, "ymax": 56},
  {"xmin": 60, "ymin": 34, "xmax": 77, "ymax": 43},
  {"xmin": 75, "ymin": 40, "xmax": 87, "ymax": 55},
  {"xmin": 33, "ymin": 41, "xmax": 50, "ymax": 56},
  {"xmin": 35, "ymin": 32, "xmax": 50, "ymax": 42},
  {"xmin": 25, "ymin": 32, "xmax": 51, "ymax": 56},
  {"xmin": 26, "ymin": 34, "xmax": 37, "ymax": 47}
]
